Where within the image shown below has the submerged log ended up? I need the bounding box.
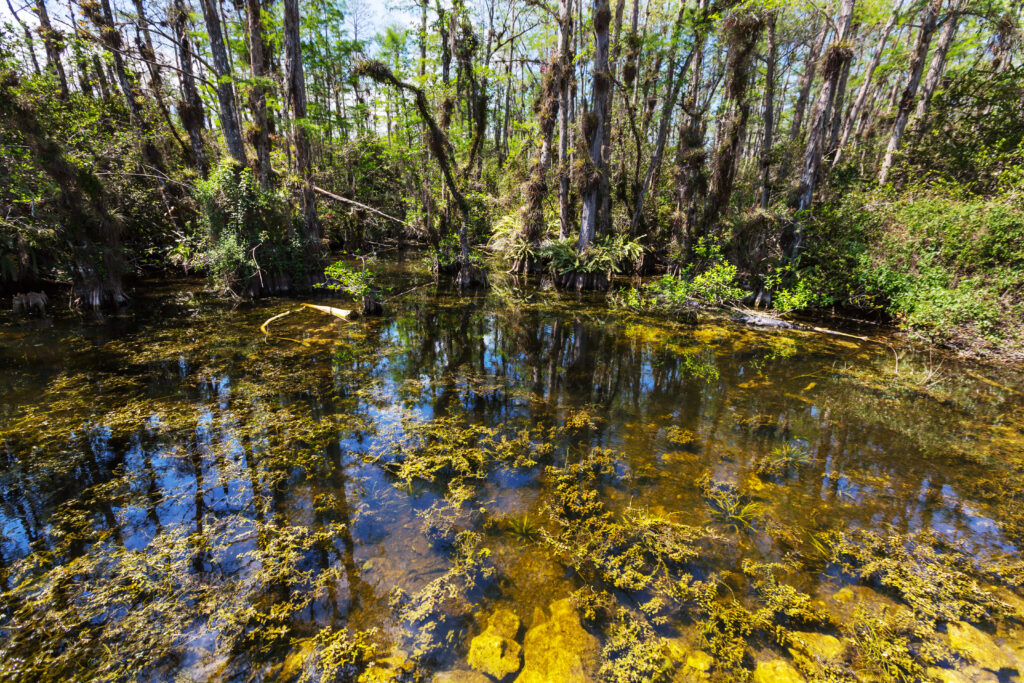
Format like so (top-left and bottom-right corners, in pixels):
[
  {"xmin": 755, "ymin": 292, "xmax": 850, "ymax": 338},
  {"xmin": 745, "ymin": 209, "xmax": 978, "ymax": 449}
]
[{"xmin": 300, "ymin": 303, "xmax": 358, "ymax": 320}]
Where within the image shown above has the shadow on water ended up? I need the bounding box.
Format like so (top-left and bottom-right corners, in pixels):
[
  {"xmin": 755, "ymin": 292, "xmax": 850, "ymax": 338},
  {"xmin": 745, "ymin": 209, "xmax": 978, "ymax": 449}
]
[{"xmin": 1, "ymin": 263, "xmax": 1023, "ymax": 681}]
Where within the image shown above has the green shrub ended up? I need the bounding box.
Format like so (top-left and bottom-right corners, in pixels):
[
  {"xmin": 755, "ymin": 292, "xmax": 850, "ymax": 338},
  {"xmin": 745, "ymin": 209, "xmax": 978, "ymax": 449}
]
[{"xmin": 192, "ymin": 160, "xmax": 307, "ymax": 292}]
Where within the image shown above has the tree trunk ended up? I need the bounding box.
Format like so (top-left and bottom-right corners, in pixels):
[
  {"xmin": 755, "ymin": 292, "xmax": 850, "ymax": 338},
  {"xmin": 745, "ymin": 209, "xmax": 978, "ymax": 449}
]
[
  {"xmin": 171, "ymin": 0, "xmax": 208, "ymax": 176},
  {"xmin": 878, "ymin": 0, "xmax": 940, "ymax": 185},
  {"xmin": 578, "ymin": 0, "xmax": 612, "ymax": 254},
  {"xmin": 698, "ymin": 11, "xmax": 764, "ymax": 241},
  {"xmin": 246, "ymin": 0, "xmax": 272, "ymax": 188},
  {"xmin": 759, "ymin": 12, "xmax": 778, "ymax": 209},
  {"xmin": 833, "ymin": 4, "xmax": 900, "ymax": 168},
  {"xmin": 790, "ymin": 20, "xmax": 828, "ymax": 142},
  {"xmin": 557, "ymin": 0, "xmax": 573, "ymax": 239},
  {"xmin": 911, "ymin": 0, "xmax": 963, "ymax": 137},
  {"xmin": 284, "ymin": 0, "xmax": 319, "ymax": 249},
  {"xmin": 198, "ymin": 0, "xmax": 248, "ymax": 165},
  {"xmin": 5, "ymin": 0, "xmax": 42, "ymax": 76},
  {"xmin": 795, "ymin": 0, "xmax": 855, "ymax": 214},
  {"xmin": 518, "ymin": 55, "xmax": 561, "ymax": 268},
  {"xmin": 34, "ymin": 0, "xmax": 69, "ymax": 98},
  {"xmin": 630, "ymin": 2, "xmax": 701, "ymax": 233}
]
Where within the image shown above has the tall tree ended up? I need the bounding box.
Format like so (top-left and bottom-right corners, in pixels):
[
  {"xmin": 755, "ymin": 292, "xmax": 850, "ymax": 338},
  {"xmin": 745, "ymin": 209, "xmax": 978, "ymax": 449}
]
[
  {"xmin": 171, "ymin": 0, "xmax": 208, "ymax": 176},
  {"xmin": 245, "ymin": 0, "xmax": 272, "ymax": 188},
  {"xmin": 795, "ymin": 0, "xmax": 856, "ymax": 215},
  {"xmin": 34, "ymin": 0, "xmax": 70, "ymax": 98},
  {"xmin": 833, "ymin": 2, "xmax": 902, "ymax": 168},
  {"xmin": 879, "ymin": 0, "xmax": 941, "ymax": 184},
  {"xmin": 198, "ymin": 0, "xmax": 248, "ymax": 164},
  {"xmin": 578, "ymin": 0, "xmax": 612, "ymax": 255},
  {"xmin": 284, "ymin": 0, "xmax": 319, "ymax": 246}
]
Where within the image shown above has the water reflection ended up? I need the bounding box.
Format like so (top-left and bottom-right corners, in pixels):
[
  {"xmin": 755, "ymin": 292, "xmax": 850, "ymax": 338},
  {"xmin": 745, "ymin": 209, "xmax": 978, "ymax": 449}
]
[{"xmin": 1, "ymin": 271, "xmax": 1022, "ymax": 679}]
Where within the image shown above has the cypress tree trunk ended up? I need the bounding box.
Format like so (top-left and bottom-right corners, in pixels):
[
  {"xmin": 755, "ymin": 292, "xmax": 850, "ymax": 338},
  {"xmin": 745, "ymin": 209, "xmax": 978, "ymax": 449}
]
[
  {"xmin": 698, "ymin": 11, "xmax": 764, "ymax": 241},
  {"xmin": 578, "ymin": 0, "xmax": 611, "ymax": 256},
  {"xmin": 171, "ymin": 0, "xmax": 208, "ymax": 176},
  {"xmin": 790, "ymin": 21, "xmax": 828, "ymax": 142},
  {"xmin": 791, "ymin": 0, "xmax": 855, "ymax": 259},
  {"xmin": 283, "ymin": 0, "xmax": 320, "ymax": 249},
  {"xmin": 34, "ymin": 0, "xmax": 69, "ymax": 98},
  {"xmin": 833, "ymin": 5, "xmax": 900, "ymax": 168},
  {"xmin": 759, "ymin": 12, "xmax": 778, "ymax": 209},
  {"xmin": 911, "ymin": 0, "xmax": 964, "ymax": 137},
  {"xmin": 557, "ymin": 0, "xmax": 573, "ymax": 238},
  {"xmin": 246, "ymin": 0, "xmax": 272, "ymax": 189},
  {"xmin": 198, "ymin": 0, "xmax": 248, "ymax": 165},
  {"xmin": 878, "ymin": 0, "xmax": 940, "ymax": 185}
]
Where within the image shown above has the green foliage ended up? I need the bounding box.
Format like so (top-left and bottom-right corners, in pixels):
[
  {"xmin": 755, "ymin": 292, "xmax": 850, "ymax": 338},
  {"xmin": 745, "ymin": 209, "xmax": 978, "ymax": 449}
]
[
  {"xmin": 322, "ymin": 259, "xmax": 379, "ymax": 298},
  {"xmin": 193, "ymin": 160, "xmax": 306, "ymax": 292},
  {"xmin": 697, "ymin": 472, "xmax": 764, "ymax": 532},
  {"xmin": 614, "ymin": 238, "xmax": 745, "ymax": 313},
  {"xmin": 538, "ymin": 234, "xmax": 644, "ymax": 278},
  {"xmin": 801, "ymin": 187, "xmax": 1024, "ymax": 355}
]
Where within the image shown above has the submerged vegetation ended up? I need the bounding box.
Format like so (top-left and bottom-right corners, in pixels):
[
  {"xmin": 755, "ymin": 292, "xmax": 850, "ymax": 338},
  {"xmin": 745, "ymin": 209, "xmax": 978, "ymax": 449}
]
[{"xmin": 2, "ymin": 276, "xmax": 1023, "ymax": 680}]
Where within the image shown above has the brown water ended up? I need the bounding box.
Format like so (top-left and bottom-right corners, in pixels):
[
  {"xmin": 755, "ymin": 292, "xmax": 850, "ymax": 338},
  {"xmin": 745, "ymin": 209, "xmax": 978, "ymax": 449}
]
[{"xmin": 2, "ymin": 260, "xmax": 1023, "ymax": 682}]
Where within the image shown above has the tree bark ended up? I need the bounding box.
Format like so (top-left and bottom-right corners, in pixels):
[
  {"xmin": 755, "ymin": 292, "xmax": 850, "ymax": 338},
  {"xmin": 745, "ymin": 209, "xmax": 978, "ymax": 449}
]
[
  {"xmin": 557, "ymin": 0, "xmax": 573, "ymax": 238},
  {"xmin": 833, "ymin": 4, "xmax": 900, "ymax": 168},
  {"xmin": 790, "ymin": 20, "xmax": 828, "ymax": 142},
  {"xmin": 878, "ymin": 0, "xmax": 940, "ymax": 185},
  {"xmin": 578, "ymin": 0, "xmax": 612, "ymax": 253},
  {"xmin": 171, "ymin": 0, "xmax": 208, "ymax": 176},
  {"xmin": 245, "ymin": 0, "xmax": 272, "ymax": 188},
  {"xmin": 759, "ymin": 11, "xmax": 778, "ymax": 209},
  {"xmin": 284, "ymin": 0, "xmax": 319, "ymax": 247},
  {"xmin": 911, "ymin": 0, "xmax": 964, "ymax": 137},
  {"xmin": 198, "ymin": 0, "xmax": 248, "ymax": 165},
  {"xmin": 795, "ymin": 0, "xmax": 855, "ymax": 214},
  {"xmin": 34, "ymin": 0, "xmax": 69, "ymax": 98}
]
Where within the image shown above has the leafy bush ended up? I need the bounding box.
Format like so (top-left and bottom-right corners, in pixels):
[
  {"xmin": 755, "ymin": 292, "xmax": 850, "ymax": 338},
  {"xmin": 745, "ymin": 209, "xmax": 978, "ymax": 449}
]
[
  {"xmin": 538, "ymin": 234, "xmax": 644, "ymax": 278},
  {"xmin": 192, "ymin": 160, "xmax": 307, "ymax": 292},
  {"xmin": 614, "ymin": 238, "xmax": 745, "ymax": 313},
  {"xmin": 800, "ymin": 186, "xmax": 1024, "ymax": 353}
]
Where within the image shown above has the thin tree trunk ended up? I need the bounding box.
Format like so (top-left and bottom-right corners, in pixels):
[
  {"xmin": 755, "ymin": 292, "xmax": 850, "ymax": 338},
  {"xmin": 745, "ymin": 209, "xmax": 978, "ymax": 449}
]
[
  {"xmin": 578, "ymin": 0, "xmax": 612, "ymax": 254},
  {"xmin": 284, "ymin": 0, "xmax": 319, "ymax": 249},
  {"xmin": 699, "ymin": 11, "xmax": 764, "ymax": 241},
  {"xmin": 878, "ymin": 0, "xmax": 940, "ymax": 185},
  {"xmin": 790, "ymin": 20, "xmax": 828, "ymax": 142},
  {"xmin": 34, "ymin": 0, "xmax": 69, "ymax": 98},
  {"xmin": 833, "ymin": 3, "xmax": 900, "ymax": 168},
  {"xmin": 630, "ymin": 2, "xmax": 701, "ymax": 233},
  {"xmin": 198, "ymin": 0, "xmax": 247, "ymax": 164},
  {"xmin": 557, "ymin": 0, "xmax": 573, "ymax": 239},
  {"xmin": 792, "ymin": 0, "xmax": 856, "ymax": 254},
  {"xmin": 171, "ymin": 0, "xmax": 208, "ymax": 176},
  {"xmin": 759, "ymin": 12, "xmax": 778, "ymax": 208},
  {"xmin": 911, "ymin": 0, "xmax": 964, "ymax": 136},
  {"xmin": 5, "ymin": 0, "xmax": 42, "ymax": 76},
  {"xmin": 246, "ymin": 0, "xmax": 272, "ymax": 188}
]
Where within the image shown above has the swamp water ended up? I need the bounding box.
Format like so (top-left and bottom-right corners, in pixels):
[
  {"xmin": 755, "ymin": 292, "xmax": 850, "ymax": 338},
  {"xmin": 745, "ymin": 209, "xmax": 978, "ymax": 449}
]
[{"xmin": 2, "ymin": 264, "xmax": 1024, "ymax": 682}]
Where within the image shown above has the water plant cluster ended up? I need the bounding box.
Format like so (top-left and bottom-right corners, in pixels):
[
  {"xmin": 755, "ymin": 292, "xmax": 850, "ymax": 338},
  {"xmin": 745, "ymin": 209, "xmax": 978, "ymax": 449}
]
[{"xmin": 1, "ymin": 285, "xmax": 1023, "ymax": 681}]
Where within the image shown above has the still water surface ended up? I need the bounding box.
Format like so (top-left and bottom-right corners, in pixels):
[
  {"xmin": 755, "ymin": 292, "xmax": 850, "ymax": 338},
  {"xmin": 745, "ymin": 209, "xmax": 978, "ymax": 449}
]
[{"xmin": 1, "ymin": 262, "xmax": 1022, "ymax": 681}]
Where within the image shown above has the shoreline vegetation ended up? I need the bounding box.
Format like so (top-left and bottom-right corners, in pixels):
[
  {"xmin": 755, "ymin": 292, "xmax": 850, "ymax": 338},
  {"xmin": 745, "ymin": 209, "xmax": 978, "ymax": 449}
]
[{"xmin": 2, "ymin": 0, "xmax": 1022, "ymax": 361}]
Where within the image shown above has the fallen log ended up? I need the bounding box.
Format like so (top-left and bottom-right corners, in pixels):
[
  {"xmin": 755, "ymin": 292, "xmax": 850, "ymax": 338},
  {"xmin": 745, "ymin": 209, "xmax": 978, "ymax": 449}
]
[{"xmin": 301, "ymin": 303, "xmax": 358, "ymax": 321}]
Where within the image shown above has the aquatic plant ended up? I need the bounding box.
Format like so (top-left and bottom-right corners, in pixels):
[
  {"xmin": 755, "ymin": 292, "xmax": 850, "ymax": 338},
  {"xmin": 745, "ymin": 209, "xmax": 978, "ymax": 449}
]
[
  {"xmin": 505, "ymin": 514, "xmax": 540, "ymax": 543},
  {"xmin": 598, "ymin": 612, "xmax": 677, "ymax": 683},
  {"xmin": 391, "ymin": 531, "xmax": 496, "ymax": 662},
  {"xmin": 697, "ymin": 473, "xmax": 765, "ymax": 532},
  {"xmin": 821, "ymin": 528, "xmax": 1014, "ymax": 623},
  {"xmin": 294, "ymin": 627, "xmax": 381, "ymax": 683},
  {"xmin": 754, "ymin": 440, "xmax": 814, "ymax": 479},
  {"xmin": 847, "ymin": 605, "xmax": 947, "ymax": 682}
]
